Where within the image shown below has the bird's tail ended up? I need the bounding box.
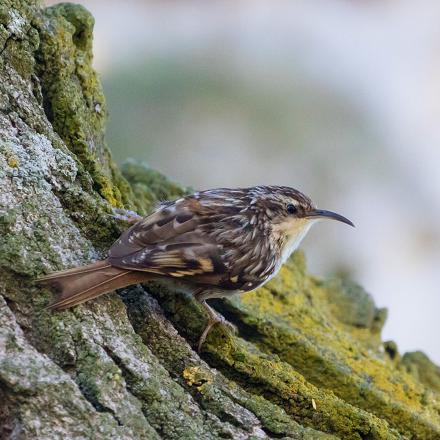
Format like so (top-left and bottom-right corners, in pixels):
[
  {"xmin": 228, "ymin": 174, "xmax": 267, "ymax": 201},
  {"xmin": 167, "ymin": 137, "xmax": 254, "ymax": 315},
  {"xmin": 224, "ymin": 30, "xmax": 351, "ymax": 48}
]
[{"xmin": 38, "ymin": 259, "xmax": 148, "ymax": 310}]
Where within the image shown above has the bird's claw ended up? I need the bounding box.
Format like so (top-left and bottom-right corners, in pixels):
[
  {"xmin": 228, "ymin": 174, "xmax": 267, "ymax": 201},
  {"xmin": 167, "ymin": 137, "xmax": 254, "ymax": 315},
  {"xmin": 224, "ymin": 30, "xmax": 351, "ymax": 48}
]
[{"xmin": 197, "ymin": 316, "xmax": 237, "ymax": 353}]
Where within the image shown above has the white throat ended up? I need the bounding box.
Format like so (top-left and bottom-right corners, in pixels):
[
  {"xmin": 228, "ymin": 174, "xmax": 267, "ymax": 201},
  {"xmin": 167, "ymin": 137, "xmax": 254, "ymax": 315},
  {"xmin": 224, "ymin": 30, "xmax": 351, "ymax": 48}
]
[
  {"xmin": 280, "ymin": 222, "xmax": 314, "ymax": 263},
  {"xmin": 264, "ymin": 220, "xmax": 315, "ymax": 284},
  {"xmin": 273, "ymin": 219, "xmax": 318, "ymax": 266}
]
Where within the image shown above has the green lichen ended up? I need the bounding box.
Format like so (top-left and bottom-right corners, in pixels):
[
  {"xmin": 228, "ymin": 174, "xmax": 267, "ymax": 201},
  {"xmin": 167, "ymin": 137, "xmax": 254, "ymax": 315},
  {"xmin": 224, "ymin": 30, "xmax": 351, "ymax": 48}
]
[
  {"xmin": 121, "ymin": 159, "xmax": 189, "ymax": 214},
  {"xmin": 35, "ymin": 3, "xmax": 136, "ymax": 210},
  {"xmin": 146, "ymin": 251, "xmax": 440, "ymax": 439},
  {"xmin": 402, "ymin": 351, "xmax": 440, "ymax": 395},
  {"xmin": 324, "ymin": 277, "xmax": 386, "ymax": 332},
  {"xmin": 150, "ymin": 291, "xmax": 394, "ymax": 440},
  {"xmin": 211, "ymin": 256, "xmax": 440, "ymax": 438},
  {"xmin": 122, "ymin": 287, "xmax": 337, "ymax": 439}
]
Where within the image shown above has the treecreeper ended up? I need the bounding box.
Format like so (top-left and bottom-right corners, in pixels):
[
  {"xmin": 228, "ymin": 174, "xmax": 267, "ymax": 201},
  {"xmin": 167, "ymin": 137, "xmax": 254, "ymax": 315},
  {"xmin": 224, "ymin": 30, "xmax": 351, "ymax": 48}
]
[{"xmin": 39, "ymin": 185, "xmax": 353, "ymax": 351}]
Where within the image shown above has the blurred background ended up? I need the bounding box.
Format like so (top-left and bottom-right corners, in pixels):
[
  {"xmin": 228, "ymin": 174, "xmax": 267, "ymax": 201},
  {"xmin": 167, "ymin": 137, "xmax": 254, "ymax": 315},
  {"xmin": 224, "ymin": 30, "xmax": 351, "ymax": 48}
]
[{"xmin": 46, "ymin": 0, "xmax": 440, "ymax": 364}]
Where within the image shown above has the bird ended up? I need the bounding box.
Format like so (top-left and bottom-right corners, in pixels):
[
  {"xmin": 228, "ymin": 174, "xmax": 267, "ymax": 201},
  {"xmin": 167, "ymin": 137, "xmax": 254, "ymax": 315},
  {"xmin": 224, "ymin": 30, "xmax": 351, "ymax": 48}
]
[{"xmin": 38, "ymin": 185, "xmax": 354, "ymax": 351}]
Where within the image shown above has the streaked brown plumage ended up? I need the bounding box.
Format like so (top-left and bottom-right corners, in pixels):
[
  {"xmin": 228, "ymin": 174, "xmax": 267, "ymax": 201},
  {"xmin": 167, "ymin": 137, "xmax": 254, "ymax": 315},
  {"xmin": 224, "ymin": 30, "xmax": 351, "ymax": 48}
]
[{"xmin": 39, "ymin": 185, "xmax": 354, "ymax": 350}]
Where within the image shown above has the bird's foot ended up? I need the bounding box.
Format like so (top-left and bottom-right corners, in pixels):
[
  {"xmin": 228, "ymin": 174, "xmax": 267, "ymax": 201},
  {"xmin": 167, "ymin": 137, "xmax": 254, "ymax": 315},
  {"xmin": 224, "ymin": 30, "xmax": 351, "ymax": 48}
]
[
  {"xmin": 110, "ymin": 208, "xmax": 143, "ymax": 225},
  {"xmin": 197, "ymin": 314, "xmax": 237, "ymax": 353}
]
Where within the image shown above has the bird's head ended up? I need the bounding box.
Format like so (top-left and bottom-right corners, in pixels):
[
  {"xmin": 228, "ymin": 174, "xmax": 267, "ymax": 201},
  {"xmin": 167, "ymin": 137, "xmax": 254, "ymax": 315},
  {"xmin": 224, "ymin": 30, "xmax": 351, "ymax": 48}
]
[{"xmin": 250, "ymin": 186, "xmax": 354, "ymax": 257}]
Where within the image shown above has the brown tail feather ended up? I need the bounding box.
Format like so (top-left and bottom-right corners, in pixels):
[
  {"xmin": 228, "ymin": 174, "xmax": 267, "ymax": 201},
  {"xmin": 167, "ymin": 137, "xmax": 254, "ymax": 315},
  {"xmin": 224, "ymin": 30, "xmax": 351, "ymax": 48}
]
[
  {"xmin": 36, "ymin": 261, "xmax": 114, "ymax": 281},
  {"xmin": 39, "ymin": 259, "xmax": 150, "ymax": 310}
]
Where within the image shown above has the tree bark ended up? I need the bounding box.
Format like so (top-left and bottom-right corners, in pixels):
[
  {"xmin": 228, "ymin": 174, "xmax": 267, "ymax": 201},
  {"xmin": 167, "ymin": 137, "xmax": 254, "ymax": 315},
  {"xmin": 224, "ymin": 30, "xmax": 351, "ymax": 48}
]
[{"xmin": 0, "ymin": 2, "xmax": 439, "ymax": 439}]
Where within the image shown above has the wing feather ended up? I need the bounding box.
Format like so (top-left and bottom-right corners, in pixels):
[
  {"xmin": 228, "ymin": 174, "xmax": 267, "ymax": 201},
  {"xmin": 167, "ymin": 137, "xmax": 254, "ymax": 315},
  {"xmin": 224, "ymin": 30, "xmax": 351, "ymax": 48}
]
[{"xmin": 108, "ymin": 200, "xmax": 227, "ymax": 280}]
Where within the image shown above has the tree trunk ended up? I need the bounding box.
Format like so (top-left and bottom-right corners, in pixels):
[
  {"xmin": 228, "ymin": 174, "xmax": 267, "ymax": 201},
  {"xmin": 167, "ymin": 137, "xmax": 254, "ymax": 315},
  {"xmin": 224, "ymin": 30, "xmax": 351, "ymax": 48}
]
[{"xmin": 0, "ymin": 2, "xmax": 439, "ymax": 439}]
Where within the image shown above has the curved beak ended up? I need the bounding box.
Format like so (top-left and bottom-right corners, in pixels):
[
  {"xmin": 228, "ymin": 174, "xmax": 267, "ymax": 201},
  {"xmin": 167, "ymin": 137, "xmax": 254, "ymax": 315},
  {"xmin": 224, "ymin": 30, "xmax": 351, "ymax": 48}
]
[{"xmin": 306, "ymin": 209, "xmax": 355, "ymax": 227}]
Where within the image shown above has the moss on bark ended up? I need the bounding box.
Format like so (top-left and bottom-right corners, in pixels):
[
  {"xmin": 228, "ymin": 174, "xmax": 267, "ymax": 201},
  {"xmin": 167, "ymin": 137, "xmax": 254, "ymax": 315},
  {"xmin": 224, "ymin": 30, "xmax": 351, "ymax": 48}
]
[{"xmin": 0, "ymin": 1, "xmax": 439, "ymax": 439}]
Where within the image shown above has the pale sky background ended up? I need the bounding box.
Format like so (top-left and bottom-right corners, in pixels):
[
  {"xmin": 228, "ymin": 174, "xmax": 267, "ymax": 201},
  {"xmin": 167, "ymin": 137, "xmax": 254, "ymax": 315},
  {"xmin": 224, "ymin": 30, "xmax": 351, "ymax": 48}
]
[{"xmin": 46, "ymin": 0, "xmax": 440, "ymax": 364}]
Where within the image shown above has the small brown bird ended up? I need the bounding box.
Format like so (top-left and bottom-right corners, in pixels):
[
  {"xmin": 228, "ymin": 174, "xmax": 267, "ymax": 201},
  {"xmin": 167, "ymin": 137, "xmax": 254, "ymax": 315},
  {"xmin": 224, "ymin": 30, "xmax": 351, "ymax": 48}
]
[{"xmin": 39, "ymin": 186, "xmax": 353, "ymax": 350}]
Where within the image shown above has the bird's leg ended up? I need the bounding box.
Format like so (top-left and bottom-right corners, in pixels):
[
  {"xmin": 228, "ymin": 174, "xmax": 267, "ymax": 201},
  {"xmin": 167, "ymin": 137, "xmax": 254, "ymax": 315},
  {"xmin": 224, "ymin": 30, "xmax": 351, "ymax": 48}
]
[
  {"xmin": 110, "ymin": 208, "xmax": 143, "ymax": 225},
  {"xmin": 197, "ymin": 299, "xmax": 236, "ymax": 352}
]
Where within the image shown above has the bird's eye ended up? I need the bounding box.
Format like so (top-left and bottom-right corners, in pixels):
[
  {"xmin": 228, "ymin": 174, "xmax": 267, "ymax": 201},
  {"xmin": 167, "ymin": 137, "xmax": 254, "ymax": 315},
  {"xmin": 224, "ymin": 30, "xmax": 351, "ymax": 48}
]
[{"xmin": 287, "ymin": 204, "xmax": 297, "ymax": 215}]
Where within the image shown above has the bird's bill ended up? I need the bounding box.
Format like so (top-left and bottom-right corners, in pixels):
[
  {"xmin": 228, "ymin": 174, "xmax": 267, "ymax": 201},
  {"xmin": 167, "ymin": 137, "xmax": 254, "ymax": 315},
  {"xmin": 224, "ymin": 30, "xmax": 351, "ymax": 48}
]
[{"xmin": 306, "ymin": 209, "xmax": 355, "ymax": 227}]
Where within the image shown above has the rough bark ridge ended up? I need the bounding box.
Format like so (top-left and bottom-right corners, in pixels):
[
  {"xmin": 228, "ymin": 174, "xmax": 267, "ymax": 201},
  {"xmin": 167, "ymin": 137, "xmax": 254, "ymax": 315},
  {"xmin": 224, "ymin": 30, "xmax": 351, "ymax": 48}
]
[{"xmin": 0, "ymin": 2, "xmax": 439, "ymax": 439}]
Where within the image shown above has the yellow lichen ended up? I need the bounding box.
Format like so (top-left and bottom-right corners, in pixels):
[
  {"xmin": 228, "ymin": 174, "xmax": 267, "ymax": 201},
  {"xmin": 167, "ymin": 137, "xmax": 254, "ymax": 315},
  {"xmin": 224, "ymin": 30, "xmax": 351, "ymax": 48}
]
[
  {"xmin": 200, "ymin": 252, "xmax": 440, "ymax": 438},
  {"xmin": 7, "ymin": 155, "xmax": 19, "ymax": 168},
  {"xmin": 183, "ymin": 366, "xmax": 213, "ymax": 391}
]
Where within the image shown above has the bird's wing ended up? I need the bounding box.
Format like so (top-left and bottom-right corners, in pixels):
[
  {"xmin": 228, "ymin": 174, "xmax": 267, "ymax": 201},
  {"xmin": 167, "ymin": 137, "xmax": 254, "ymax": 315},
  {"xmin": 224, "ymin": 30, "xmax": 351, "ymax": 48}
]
[{"xmin": 108, "ymin": 199, "xmax": 227, "ymax": 280}]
